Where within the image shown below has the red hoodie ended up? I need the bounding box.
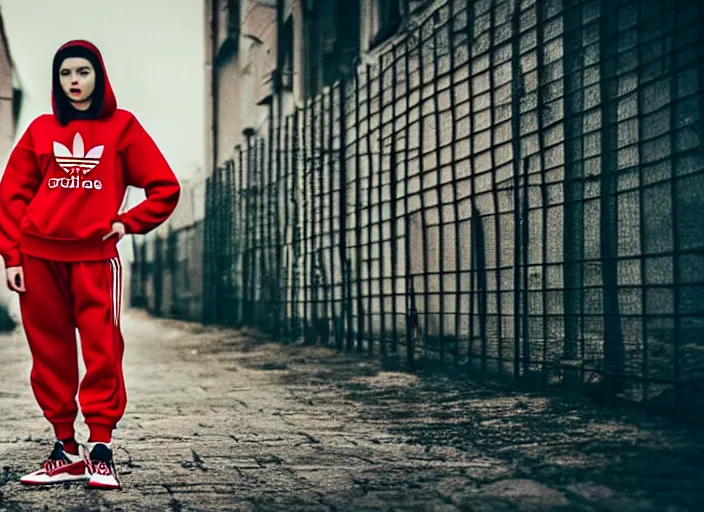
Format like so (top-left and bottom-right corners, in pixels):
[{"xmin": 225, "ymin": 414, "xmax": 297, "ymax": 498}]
[{"xmin": 0, "ymin": 40, "xmax": 180, "ymax": 268}]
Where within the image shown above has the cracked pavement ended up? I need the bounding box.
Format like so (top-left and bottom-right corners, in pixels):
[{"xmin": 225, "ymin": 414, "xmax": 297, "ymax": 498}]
[{"xmin": 0, "ymin": 311, "xmax": 703, "ymax": 511}]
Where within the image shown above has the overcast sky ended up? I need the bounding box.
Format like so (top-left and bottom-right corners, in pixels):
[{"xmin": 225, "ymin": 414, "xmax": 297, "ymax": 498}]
[{"xmin": 0, "ymin": 0, "xmax": 205, "ymax": 181}]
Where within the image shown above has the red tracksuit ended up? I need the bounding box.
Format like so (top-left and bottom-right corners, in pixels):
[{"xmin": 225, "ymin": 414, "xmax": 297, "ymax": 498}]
[{"xmin": 0, "ymin": 40, "xmax": 180, "ymax": 443}]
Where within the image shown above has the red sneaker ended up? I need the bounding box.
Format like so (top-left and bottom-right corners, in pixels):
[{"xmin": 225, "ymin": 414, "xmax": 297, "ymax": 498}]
[
  {"xmin": 20, "ymin": 441, "xmax": 88, "ymax": 485},
  {"xmin": 86, "ymin": 443, "xmax": 121, "ymax": 490}
]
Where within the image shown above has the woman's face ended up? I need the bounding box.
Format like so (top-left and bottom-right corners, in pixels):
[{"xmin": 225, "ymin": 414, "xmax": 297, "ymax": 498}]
[{"xmin": 59, "ymin": 57, "xmax": 95, "ymax": 108}]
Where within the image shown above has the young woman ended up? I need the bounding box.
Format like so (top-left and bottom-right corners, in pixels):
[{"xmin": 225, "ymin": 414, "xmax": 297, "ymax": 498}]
[{"xmin": 0, "ymin": 40, "xmax": 180, "ymax": 489}]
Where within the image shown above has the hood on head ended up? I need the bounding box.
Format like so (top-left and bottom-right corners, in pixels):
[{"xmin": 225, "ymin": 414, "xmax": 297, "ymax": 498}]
[{"xmin": 52, "ymin": 40, "xmax": 117, "ymax": 126}]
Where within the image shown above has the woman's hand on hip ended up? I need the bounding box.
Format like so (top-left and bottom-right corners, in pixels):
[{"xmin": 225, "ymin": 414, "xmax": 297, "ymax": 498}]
[
  {"xmin": 6, "ymin": 266, "xmax": 25, "ymax": 293},
  {"xmin": 103, "ymin": 221, "xmax": 126, "ymax": 241}
]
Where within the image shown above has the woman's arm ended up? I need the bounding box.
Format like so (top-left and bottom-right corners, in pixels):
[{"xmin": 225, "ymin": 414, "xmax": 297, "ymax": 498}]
[
  {"xmin": 113, "ymin": 116, "xmax": 180, "ymax": 234},
  {"xmin": 0, "ymin": 125, "xmax": 42, "ymax": 268}
]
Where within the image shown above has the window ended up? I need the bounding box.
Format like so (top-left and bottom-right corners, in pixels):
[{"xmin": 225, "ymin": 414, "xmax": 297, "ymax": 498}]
[
  {"xmin": 368, "ymin": 0, "xmax": 433, "ymax": 48},
  {"xmin": 380, "ymin": 0, "xmax": 404, "ymax": 27},
  {"xmin": 280, "ymin": 16, "xmax": 294, "ymax": 91},
  {"xmin": 334, "ymin": 0, "xmax": 361, "ymax": 75},
  {"xmin": 215, "ymin": 0, "xmax": 240, "ymax": 61},
  {"xmin": 370, "ymin": 0, "xmax": 405, "ymax": 47},
  {"xmin": 225, "ymin": 0, "xmax": 240, "ymax": 37},
  {"xmin": 322, "ymin": 0, "xmax": 360, "ymax": 85},
  {"xmin": 304, "ymin": 0, "xmax": 361, "ymax": 98}
]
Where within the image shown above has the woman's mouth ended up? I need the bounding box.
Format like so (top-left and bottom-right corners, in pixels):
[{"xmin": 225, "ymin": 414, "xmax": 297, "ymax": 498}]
[{"xmin": 70, "ymin": 88, "xmax": 81, "ymax": 95}]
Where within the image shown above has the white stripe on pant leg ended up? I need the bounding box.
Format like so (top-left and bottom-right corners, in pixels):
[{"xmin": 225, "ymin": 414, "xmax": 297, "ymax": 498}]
[
  {"xmin": 109, "ymin": 258, "xmax": 115, "ymax": 326},
  {"xmin": 114, "ymin": 258, "xmax": 119, "ymax": 325},
  {"xmin": 114, "ymin": 257, "xmax": 120, "ymax": 326},
  {"xmin": 109, "ymin": 258, "xmax": 118, "ymax": 326},
  {"xmin": 116, "ymin": 258, "xmax": 122, "ymax": 325}
]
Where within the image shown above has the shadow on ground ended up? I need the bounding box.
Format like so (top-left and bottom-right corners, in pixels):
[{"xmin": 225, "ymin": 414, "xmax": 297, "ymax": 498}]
[{"xmin": 163, "ymin": 320, "xmax": 704, "ymax": 511}]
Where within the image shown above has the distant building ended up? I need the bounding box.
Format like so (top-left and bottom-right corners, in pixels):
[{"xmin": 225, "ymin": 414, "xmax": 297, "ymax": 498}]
[
  {"xmin": 204, "ymin": 0, "xmax": 428, "ymax": 172},
  {"xmin": 0, "ymin": 6, "xmax": 22, "ymax": 167},
  {"xmin": 0, "ymin": 6, "xmax": 23, "ymax": 324}
]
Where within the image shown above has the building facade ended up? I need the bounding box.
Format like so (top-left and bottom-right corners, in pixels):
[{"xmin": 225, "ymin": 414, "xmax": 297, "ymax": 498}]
[
  {"xmin": 0, "ymin": 8, "xmax": 21, "ymax": 166},
  {"xmin": 0, "ymin": 7, "xmax": 24, "ymax": 328},
  {"xmin": 205, "ymin": 0, "xmax": 433, "ymax": 172}
]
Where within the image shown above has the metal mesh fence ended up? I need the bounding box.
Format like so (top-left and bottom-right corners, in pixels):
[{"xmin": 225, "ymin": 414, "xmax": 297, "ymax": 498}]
[
  {"xmin": 133, "ymin": 0, "xmax": 704, "ymax": 412},
  {"xmin": 130, "ymin": 222, "xmax": 204, "ymax": 321}
]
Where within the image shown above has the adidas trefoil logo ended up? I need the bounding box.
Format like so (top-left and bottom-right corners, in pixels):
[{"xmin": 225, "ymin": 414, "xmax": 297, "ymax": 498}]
[
  {"xmin": 50, "ymin": 133, "xmax": 104, "ymax": 190},
  {"xmin": 53, "ymin": 133, "xmax": 103, "ymax": 174}
]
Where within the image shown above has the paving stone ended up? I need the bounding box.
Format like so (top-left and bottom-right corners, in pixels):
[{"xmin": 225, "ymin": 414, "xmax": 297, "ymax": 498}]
[{"xmin": 0, "ymin": 311, "xmax": 701, "ymax": 511}]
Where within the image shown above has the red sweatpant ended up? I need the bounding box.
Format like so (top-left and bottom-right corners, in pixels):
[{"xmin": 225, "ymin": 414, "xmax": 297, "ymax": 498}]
[{"xmin": 19, "ymin": 253, "xmax": 127, "ymax": 442}]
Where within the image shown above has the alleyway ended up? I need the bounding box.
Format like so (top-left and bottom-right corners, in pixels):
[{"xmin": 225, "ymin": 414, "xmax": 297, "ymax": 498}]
[{"xmin": 0, "ymin": 312, "xmax": 703, "ymax": 511}]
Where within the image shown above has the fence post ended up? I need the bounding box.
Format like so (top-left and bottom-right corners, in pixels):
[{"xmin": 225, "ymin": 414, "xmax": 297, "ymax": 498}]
[
  {"xmin": 291, "ymin": 109, "xmax": 301, "ymax": 339},
  {"xmin": 354, "ymin": 67, "xmax": 365, "ymax": 353},
  {"xmin": 225, "ymin": 159, "xmax": 235, "ymax": 325},
  {"xmin": 236, "ymin": 145, "xmax": 245, "ymax": 327},
  {"xmin": 337, "ymin": 81, "xmax": 349, "ymax": 352},
  {"xmin": 562, "ymin": 0, "xmax": 586, "ymax": 386},
  {"xmin": 598, "ymin": 0, "xmax": 626, "ymax": 392},
  {"xmin": 365, "ymin": 63, "xmax": 376, "ymax": 358},
  {"xmin": 510, "ymin": 0, "xmax": 524, "ymax": 381},
  {"xmin": 153, "ymin": 236, "xmax": 164, "ymax": 317},
  {"xmin": 401, "ymin": 36, "xmax": 413, "ymax": 368},
  {"xmin": 168, "ymin": 228, "xmax": 178, "ymax": 317},
  {"xmin": 242, "ymin": 135, "xmax": 252, "ymax": 325},
  {"xmin": 203, "ymin": 173, "xmax": 216, "ymax": 324}
]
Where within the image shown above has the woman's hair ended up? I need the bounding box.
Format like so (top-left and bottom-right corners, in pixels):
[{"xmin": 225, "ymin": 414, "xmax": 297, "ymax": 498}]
[{"xmin": 52, "ymin": 45, "xmax": 105, "ymax": 126}]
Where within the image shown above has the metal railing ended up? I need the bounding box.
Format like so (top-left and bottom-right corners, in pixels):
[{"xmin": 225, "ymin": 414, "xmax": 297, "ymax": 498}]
[
  {"xmin": 131, "ymin": 222, "xmax": 204, "ymax": 322},
  {"xmin": 134, "ymin": 0, "xmax": 704, "ymax": 413}
]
